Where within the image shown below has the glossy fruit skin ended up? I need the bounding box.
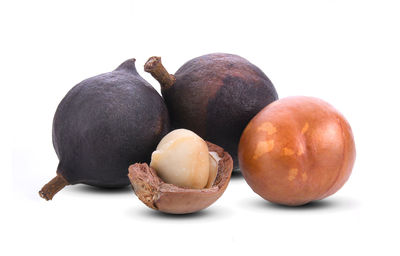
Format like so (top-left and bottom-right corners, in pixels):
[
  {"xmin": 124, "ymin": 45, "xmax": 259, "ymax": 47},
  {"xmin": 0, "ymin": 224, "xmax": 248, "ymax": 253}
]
[
  {"xmin": 53, "ymin": 59, "xmax": 170, "ymax": 187},
  {"xmin": 162, "ymin": 53, "xmax": 278, "ymax": 169},
  {"xmin": 238, "ymin": 96, "xmax": 356, "ymax": 206}
]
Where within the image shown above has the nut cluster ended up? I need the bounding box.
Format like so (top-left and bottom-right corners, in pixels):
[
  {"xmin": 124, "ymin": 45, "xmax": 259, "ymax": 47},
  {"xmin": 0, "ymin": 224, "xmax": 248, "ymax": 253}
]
[{"xmin": 40, "ymin": 53, "xmax": 355, "ymax": 216}]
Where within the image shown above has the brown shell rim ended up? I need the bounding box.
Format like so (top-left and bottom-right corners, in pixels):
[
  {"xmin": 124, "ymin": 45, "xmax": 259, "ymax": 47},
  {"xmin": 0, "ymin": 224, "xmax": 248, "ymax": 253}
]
[{"xmin": 127, "ymin": 141, "xmax": 233, "ymax": 212}]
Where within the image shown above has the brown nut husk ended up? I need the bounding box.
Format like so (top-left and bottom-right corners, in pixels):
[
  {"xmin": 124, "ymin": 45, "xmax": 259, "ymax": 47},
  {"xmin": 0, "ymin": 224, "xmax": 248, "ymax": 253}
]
[{"xmin": 128, "ymin": 141, "xmax": 233, "ymax": 214}]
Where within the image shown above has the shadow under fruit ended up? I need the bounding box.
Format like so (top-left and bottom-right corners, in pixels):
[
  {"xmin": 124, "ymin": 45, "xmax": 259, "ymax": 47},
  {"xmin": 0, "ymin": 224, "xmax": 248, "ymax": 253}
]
[
  {"xmin": 145, "ymin": 53, "xmax": 278, "ymax": 170},
  {"xmin": 39, "ymin": 59, "xmax": 170, "ymax": 200}
]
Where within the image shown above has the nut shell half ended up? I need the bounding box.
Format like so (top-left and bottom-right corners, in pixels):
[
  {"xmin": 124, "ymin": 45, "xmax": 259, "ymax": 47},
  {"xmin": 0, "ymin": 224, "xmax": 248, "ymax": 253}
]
[{"xmin": 128, "ymin": 142, "xmax": 233, "ymax": 214}]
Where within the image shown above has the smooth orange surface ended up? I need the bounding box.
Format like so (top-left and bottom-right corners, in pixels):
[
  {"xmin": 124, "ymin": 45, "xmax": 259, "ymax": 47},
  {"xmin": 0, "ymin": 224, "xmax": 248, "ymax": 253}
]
[{"xmin": 238, "ymin": 96, "xmax": 356, "ymax": 206}]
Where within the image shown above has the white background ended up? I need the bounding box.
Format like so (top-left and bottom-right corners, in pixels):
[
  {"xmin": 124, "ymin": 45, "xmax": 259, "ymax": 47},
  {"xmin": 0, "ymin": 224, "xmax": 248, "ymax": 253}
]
[{"xmin": 4, "ymin": 0, "xmax": 400, "ymax": 255}]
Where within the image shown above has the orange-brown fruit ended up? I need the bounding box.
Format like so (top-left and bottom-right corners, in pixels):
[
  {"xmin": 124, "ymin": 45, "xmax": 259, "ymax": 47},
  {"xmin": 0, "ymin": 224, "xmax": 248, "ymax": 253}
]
[{"xmin": 238, "ymin": 96, "xmax": 356, "ymax": 206}]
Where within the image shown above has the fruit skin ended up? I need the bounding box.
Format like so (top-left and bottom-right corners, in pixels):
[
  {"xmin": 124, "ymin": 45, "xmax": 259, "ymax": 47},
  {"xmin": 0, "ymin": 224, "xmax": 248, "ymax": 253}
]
[
  {"xmin": 145, "ymin": 53, "xmax": 278, "ymax": 169},
  {"xmin": 238, "ymin": 96, "xmax": 356, "ymax": 206},
  {"xmin": 40, "ymin": 59, "xmax": 170, "ymax": 200}
]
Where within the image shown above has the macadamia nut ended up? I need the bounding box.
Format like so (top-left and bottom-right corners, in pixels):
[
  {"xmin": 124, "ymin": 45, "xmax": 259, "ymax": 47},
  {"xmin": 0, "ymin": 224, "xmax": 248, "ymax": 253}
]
[
  {"xmin": 150, "ymin": 129, "xmax": 213, "ymax": 189},
  {"xmin": 206, "ymin": 152, "xmax": 220, "ymax": 188}
]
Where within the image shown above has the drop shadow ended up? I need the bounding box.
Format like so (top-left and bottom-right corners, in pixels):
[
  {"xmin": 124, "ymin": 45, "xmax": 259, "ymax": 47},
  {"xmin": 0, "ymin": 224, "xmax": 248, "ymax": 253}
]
[
  {"xmin": 70, "ymin": 184, "xmax": 133, "ymax": 194},
  {"xmin": 265, "ymin": 200, "xmax": 335, "ymax": 210},
  {"xmin": 129, "ymin": 205, "xmax": 229, "ymax": 220},
  {"xmin": 245, "ymin": 197, "xmax": 358, "ymax": 211},
  {"xmin": 230, "ymin": 170, "xmax": 243, "ymax": 180},
  {"xmin": 146, "ymin": 209, "xmax": 213, "ymax": 219}
]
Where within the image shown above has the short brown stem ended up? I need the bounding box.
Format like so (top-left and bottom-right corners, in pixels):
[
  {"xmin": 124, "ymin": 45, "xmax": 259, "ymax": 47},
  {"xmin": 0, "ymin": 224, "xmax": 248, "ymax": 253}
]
[
  {"xmin": 39, "ymin": 174, "xmax": 69, "ymax": 201},
  {"xmin": 144, "ymin": 56, "xmax": 176, "ymax": 90}
]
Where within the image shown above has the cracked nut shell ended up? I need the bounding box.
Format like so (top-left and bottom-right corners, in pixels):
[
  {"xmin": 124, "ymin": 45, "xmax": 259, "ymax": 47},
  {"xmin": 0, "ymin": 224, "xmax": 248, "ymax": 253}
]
[{"xmin": 128, "ymin": 141, "xmax": 233, "ymax": 214}]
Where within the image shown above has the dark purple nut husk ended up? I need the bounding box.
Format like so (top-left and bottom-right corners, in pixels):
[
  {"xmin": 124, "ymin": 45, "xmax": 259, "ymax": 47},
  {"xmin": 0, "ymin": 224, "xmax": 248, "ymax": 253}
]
[
  {"xmin": 144, "ymin": 53, "xmax": 278, "ymax": 170},
  {"xmin": 39, "ymin": 59, "xmax": 170, "ymax": 200}
]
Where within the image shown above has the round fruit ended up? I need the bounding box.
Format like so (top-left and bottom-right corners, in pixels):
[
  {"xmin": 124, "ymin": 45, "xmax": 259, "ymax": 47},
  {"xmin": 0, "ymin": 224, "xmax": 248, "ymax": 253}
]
[
  {"xmin": 144, "ymin": 53, "xmax": 278, "ymax": 170},
  {"xmin": 39, "ymin": 59, "xmax": 170, "ymax": 200},
  {"xmin": 238, "ymin": 96, "xmax": 356, "ymax": 206}
]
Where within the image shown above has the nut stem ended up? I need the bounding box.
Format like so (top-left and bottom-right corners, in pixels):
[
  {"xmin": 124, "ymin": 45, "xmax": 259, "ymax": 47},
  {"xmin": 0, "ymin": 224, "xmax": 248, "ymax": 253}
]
[
  {"xmin": 39, "ymin": 173, "xmax": 69, "ymax": 201},
  {"xmin": 144, "ymin": 56, "xmax": 176, "ymax": 90}
]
